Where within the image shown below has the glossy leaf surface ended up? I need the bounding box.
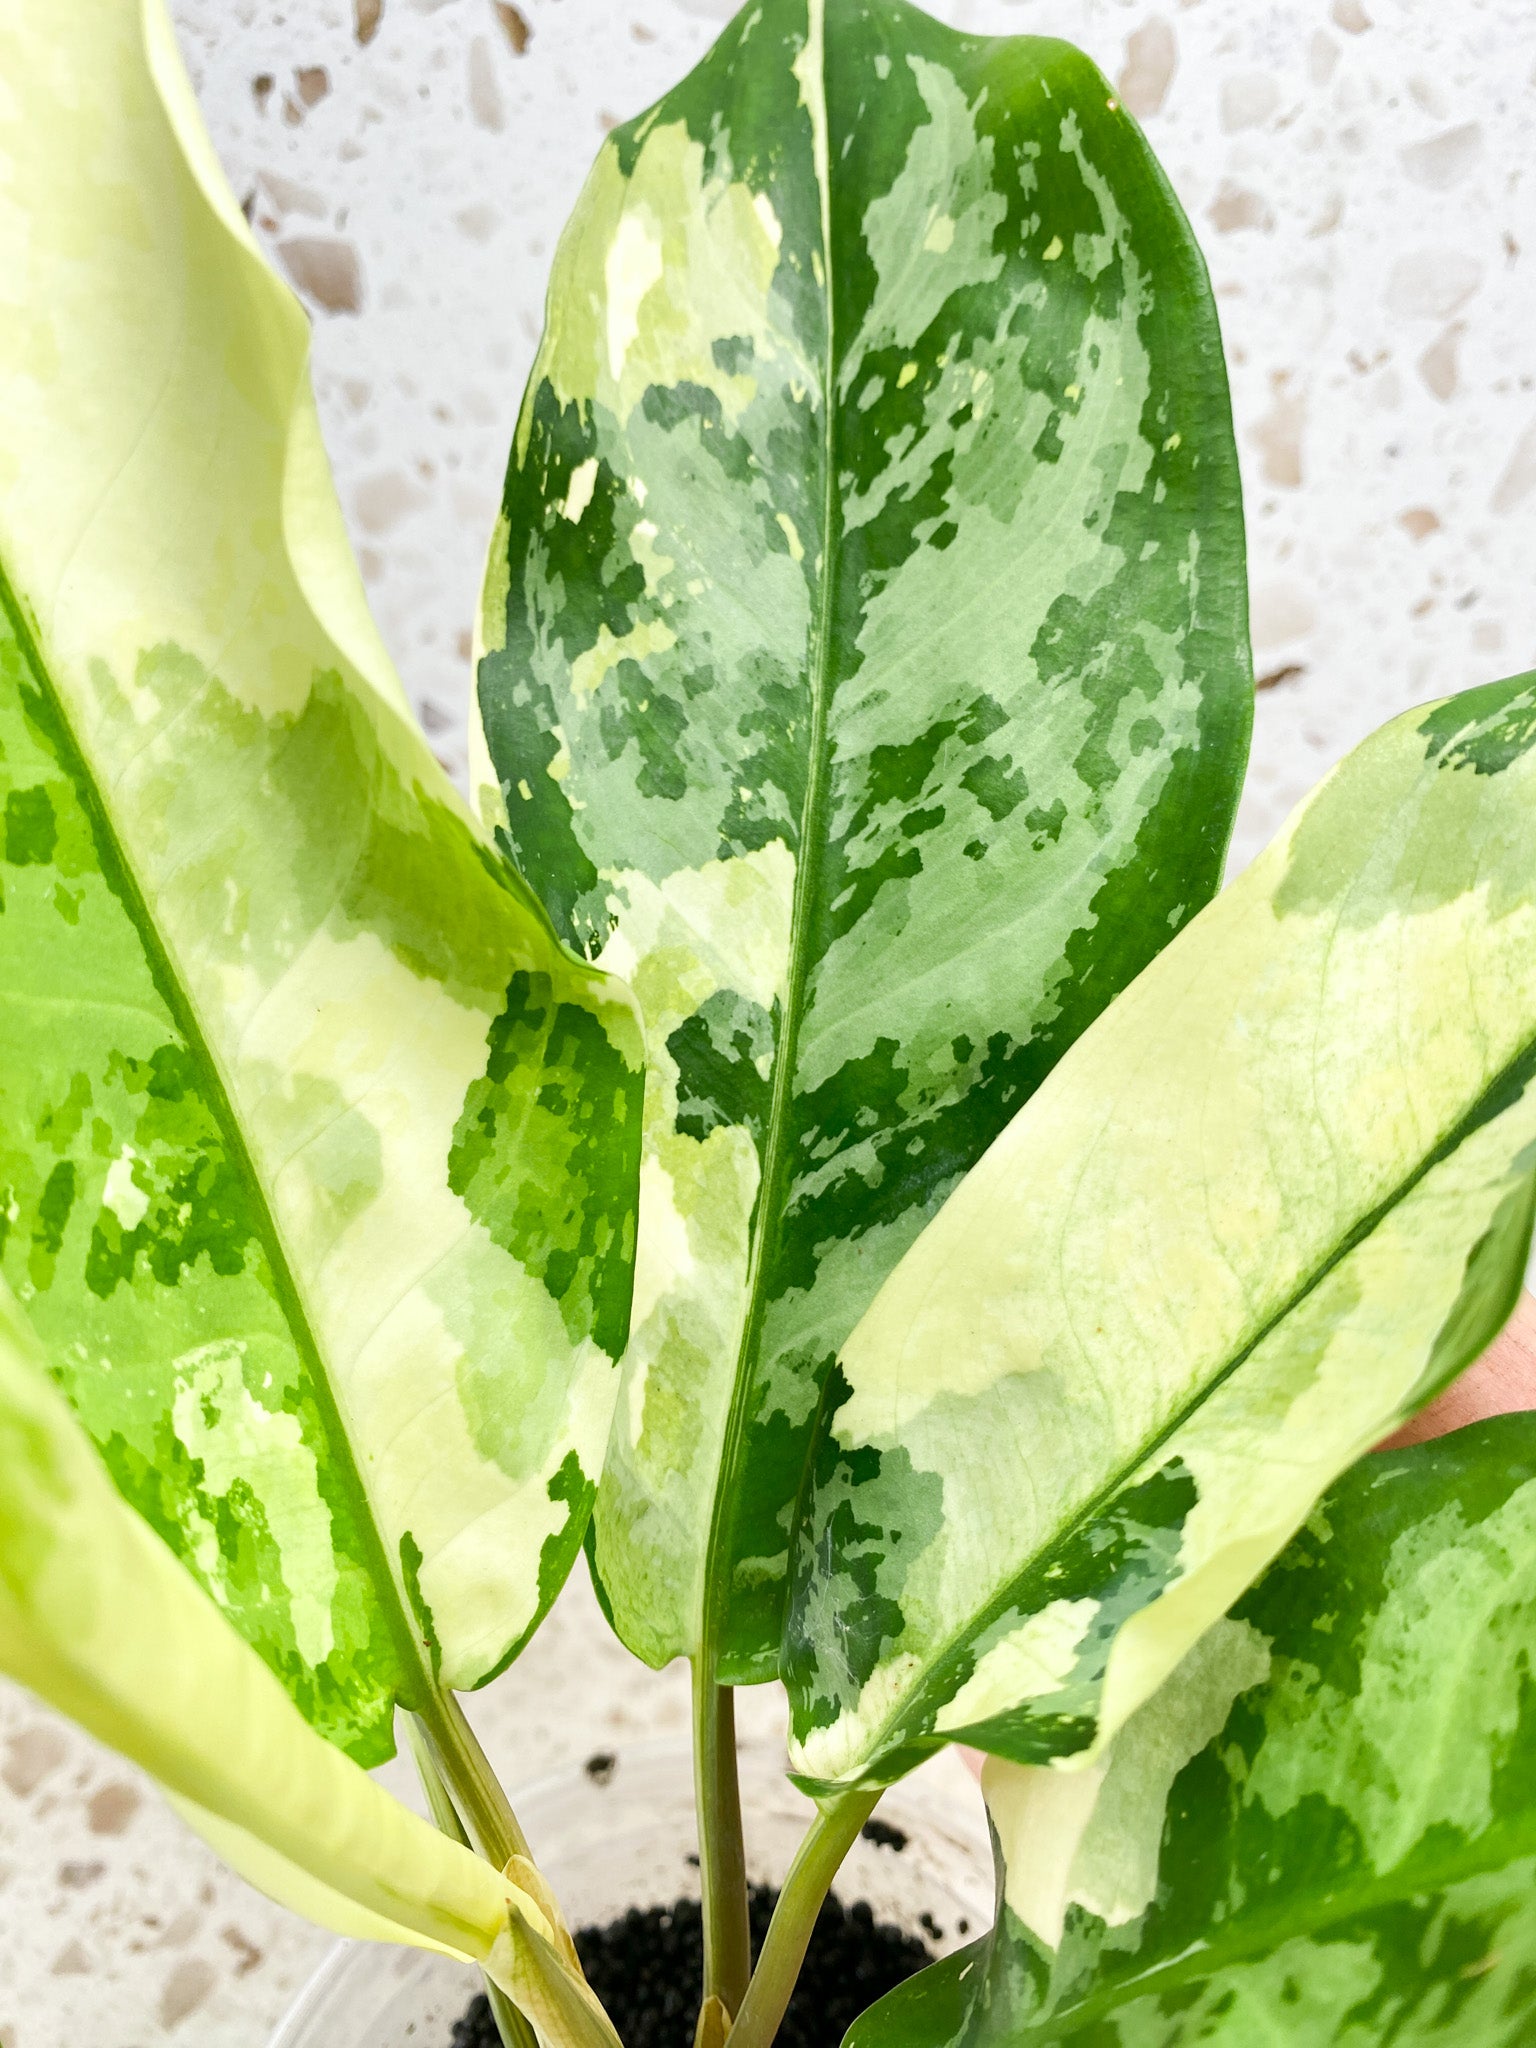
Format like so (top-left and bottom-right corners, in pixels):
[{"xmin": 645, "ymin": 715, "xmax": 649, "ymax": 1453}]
[
  {"xmin": 475, "ymin": 0, "xmax": 1250, "ymax": 1679},
  {"xmin": 786, "ymin": 672, "xmax": 1536, "ymax": 1791},
  {"xmin": 850, "ymin": 1419, "xmax": 1536, "ymax": 2047},
  {"xmin": 0, "ymin": 0, "xmax": 642, "ymax": 1758}
]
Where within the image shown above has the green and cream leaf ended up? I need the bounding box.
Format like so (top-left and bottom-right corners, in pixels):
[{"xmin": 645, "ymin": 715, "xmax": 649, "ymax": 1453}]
[
  {"xmin": 0, "ymin": 0, "xmax": 643, "ymax": 1760},
  {"xmin": 474, "ymin": 0, "xmax": 1251, "ymax": 1682},
  {"xmin": 0, "ymin": 1274, "xmax": 622, "ymax": 2048},
  {"xmin": 786, "ymin": 671, "xmax": 1536, "ymax": 1792},
  {"xmin": 848, "ymin": 1418, "xmax": 1536, "ymax": 2047}
]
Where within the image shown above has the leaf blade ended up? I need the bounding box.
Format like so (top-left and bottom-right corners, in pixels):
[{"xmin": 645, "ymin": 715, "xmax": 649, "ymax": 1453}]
[
  {"xmin": 939, "ymin": 1421, "xmax": 1536, "ymax": 2046},
  {"xmin": 0, "ymin": 1277, "xmax": 513, "ymax": 1960},
  {"xmin": 0, "ymin": 1276, "xmax": 623, "ymax": 2048},
  {"xmin": 786, "ymin": 672, "xmax": 1536, "ymax": 1790},
  {"xmin": 475, "ymin": 0, "xmax": 1251, "ymax": 1679},
  {"xmin": 0, "ymin": 0, "xmax": 643, "ymax": 1750}
]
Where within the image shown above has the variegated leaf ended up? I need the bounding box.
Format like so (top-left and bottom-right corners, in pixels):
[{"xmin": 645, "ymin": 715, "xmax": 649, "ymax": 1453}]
[
  {"xmin": 848, "ymin": 1419, "xmax": 1536, "ymax": 2048},
  {"xmin": 785, "ymin": 671, "xmax": 1536, "ymax": 1792},
  {"xmin": 0, "ymin": 1274, "xmax": 623, "ymax": 2048},
  {"xmin": 0, "ymin": 1275, "xmax": 531, "ymax": 1973},
  {"xmin": 0, "ymin": 0, "xmax": 642, "ymax": 1761},
  {"xmin": 474, "ymin": 0, "xmax": 1250, "ymax": 1680}
]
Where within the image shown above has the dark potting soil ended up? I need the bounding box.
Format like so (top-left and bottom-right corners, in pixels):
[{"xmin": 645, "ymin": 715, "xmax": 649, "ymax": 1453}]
[{"xmin": 448, "ymin": 1885, "xmax": 934, "ymax": 2048}]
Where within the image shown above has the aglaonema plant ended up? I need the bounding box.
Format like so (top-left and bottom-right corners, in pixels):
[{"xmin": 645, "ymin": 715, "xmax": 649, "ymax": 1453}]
[{"xmin": 2, "ymin": 4, "xmax": 1534, "ymax": 2048}]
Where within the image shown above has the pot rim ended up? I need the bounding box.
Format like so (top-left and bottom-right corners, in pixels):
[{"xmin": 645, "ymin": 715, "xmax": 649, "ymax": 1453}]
[{"xmin": 269, "ymin": 1734, "xmax": 993, "ymax": 2048}]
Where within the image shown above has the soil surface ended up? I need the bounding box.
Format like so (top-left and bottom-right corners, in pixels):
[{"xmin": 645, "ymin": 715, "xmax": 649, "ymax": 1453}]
[{"xmin": 449, "ymin": 1885, "xmax": 934, "ymax": 2048}]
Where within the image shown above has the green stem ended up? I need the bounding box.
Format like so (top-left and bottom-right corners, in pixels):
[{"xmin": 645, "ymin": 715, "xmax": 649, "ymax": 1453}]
[
  {"xmin": 404, "ymin": 1716, "xmax": 475, "ymax": 1847},
  {"xmin": 692, "ymin": 1663, "xmax": 752, "ymax": 2021},
  {"xmin": 413, "ymin": 1684, "xmax": 531, "ymax": 1868},
  {"xmin": 727, "ymin": 1790, "xmax": 880, "ymax": 2048},
  {"xmin": 404, "ymin": 1721, "xmax": 539, "ymax": 2048}
]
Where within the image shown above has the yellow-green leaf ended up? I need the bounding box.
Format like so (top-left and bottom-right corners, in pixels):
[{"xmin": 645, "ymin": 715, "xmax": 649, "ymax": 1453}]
[
  {"xmin": 786, "ymin": 672, "xmax": 1536, "ymax": 1792},
  {"xmin": 0, "ymin": 1273, "xmax": 526, "ymax": 1968},
  {"xmin": 0, "ymin": 0, "xmax": 643, "ymax": 1758}
]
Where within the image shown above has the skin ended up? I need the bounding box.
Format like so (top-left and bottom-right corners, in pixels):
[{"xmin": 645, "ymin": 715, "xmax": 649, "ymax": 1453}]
[{"xmin": 1377, "ymin": 1286, "xmax": 1536, "ymax": 1449}]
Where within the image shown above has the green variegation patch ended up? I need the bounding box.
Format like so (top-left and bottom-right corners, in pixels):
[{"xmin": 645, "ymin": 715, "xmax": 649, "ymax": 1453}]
[
  {"xmin": 0, "ymin": 0, "xmax": 642, "ymax": 1760},
  {"xmin": 785, "ymin": 671, "xmax": 1536, "ymax": 1793},
  {"xmin": 848, "ymin": 1418, "xmax": 1536, "ymax": 2048},
  {"xmin": 475, "ymin": 0, "xmax": 1250, "ymax": 1681}
]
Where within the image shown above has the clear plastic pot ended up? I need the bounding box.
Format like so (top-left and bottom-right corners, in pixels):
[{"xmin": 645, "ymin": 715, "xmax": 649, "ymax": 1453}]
[{"xmin": 269, "ymin": 1737, "xmax": 994, "ymax": 2048}]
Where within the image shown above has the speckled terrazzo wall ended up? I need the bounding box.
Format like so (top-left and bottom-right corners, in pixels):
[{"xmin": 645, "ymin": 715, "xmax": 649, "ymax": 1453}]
[
  {"xmin": 3, "ymin": 3, "xmax": 1534, "ymax": 2043},
  {"xmin": 163, "ymin": 0, "xmax": 1536, "ymax": 867}
]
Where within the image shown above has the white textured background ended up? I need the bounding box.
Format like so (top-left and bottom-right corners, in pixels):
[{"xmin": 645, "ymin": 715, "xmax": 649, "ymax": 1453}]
[{"xmin": 3, "ymin": 2, "xmax": 1534, "ymax": 2042}]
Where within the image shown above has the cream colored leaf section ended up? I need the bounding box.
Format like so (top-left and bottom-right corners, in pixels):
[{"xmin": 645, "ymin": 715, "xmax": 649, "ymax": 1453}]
[
  {"xmin": 142, "ymin": 0, "xmax": 407, "ymax": 722},
  {"xmin": 934, "ymin": 1600, "xmax": 1099, "ymax": 1734},
  {"xmin": 533, "ymin": 117, "xmax": 798, "ymax": 446},
  {"xmin": 1089, "ymin": 1093, "xmax": 1536, "ymax": 1753},
  {"xmin": 982, "ymin": 1618, "xmax": 1271, "ymax": 1949}
]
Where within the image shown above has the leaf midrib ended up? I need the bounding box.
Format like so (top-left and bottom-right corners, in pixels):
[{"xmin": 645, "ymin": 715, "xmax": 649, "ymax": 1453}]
[
  {"xmin": 0, "ymin": 553, "xmax": 437, "ymax": 1720},
  {"xmin": 698, "ymin": 0, "xmax": 838, "ymax": 1669},
  {"xmin": 845, "ymin": 1012, "xmax": 1536, "ymax": 1777}
]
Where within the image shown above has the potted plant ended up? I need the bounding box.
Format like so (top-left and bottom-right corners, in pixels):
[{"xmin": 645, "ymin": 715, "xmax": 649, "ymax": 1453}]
[{"xmin": 2, "ymin": 2, "xmax": 1535, "ymax": 2046}]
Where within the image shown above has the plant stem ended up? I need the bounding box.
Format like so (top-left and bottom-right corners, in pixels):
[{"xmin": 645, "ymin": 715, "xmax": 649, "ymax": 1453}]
[
  {"xmin": 404, "ymin": 1719, "xmax": 539, "ymax": 2048},
  {"xmin": 726, "ymin": 1789, "xmax": 880, "ymax": 2048},
  {"xmin": 404, "ymin": 1715, "xmax": 475, "ymax": 1848},
  {"xmin": 413, "ymin": 1684, "xmax": 532, "ymax": 1868},
  {"xmin": 692, "ymin": 1663, "xmax": 752, "ymax": 2021}
]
